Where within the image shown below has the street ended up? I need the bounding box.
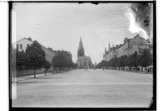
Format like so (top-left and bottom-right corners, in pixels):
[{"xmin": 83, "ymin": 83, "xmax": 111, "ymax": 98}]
[{"xmin": 12, "ymin": 69, "xmax": 153, "ymax": 107}]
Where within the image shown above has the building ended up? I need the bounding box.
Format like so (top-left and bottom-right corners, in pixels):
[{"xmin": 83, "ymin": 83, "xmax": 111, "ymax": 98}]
[
  {"xmin": 15, "ymin": 38, "xmax": 56, "ymax": 64},
  {"xmin": 16, "ymin": 38, "xmax": 33, "ymax": 51},
  {"xmin": 103, "ymin": 34, "xmax": 152, "ymax": 61},
  {"xmin": 77, "ymin": 38, "xmax": 92, "ymax": 68}
]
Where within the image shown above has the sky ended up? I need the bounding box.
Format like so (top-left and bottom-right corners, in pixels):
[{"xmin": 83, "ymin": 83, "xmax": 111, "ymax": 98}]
[{"xmin": 12, "ymin": 3, "xmax": 134, "ymax": 63}]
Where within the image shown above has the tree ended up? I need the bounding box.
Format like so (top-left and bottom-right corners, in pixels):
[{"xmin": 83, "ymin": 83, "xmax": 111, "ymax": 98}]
[
  {"xmin": 52, "ymin": 52, "xmax": 65, "ymax": 69},
  {"xmin": 97, "ymin": 49, "xmax": 152, "ymax": 71},
  {"xmin": 43, "ymin": 60, "xmax": 51, "ymax": 75},
  {"xmin": 52, "ymin": 50, "xmax": 73, "ymax": 71},
  {"xmin": 129, "ymin": 51, "xmax": 139, "ymax": 68},
  {"xmin": 119, "ymin": 55, "xmax": 128, "ymax": 67},
  {"xmin": 16, "ymin": 48, "xmax": 28, "ymax": 70},
  {"xmin": 25, "ymin": 41, "xmax": 46, "ymax": 78},
  {"xmin": 138, "ymin": 49, "xmax": 153, "ymax": 67},
  {"xmin": 139, "ymin": 49, "xmax": 153, "ymax": 67}
]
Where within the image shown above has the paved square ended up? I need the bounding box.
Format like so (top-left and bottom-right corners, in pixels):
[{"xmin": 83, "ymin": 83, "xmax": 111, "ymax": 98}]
[{"xmin": 12, "ymin": 69, "xmax": 153, "ymax": 107}]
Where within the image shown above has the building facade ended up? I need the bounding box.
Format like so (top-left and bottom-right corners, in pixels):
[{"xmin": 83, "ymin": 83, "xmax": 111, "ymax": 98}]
[
  {"xmin": 103, "ymin": 34, "xmax": 152, "ymax": 61},
  {"xmin": 15, "ymin": 38, "xmax": 56, "ymax": 64}
]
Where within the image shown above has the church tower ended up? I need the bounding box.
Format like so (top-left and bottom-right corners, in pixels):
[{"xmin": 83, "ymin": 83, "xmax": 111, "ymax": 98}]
[
  {"xmin": 77, "ymin": 37, "xmax": 85, "ymax": 57},
  {"xmin": 77, "ymin": 37, "xmax": 92, "ymax": 69},
  {"xmin": 108, "ymin": 42, "xmax": 111, "ymax": 51}
]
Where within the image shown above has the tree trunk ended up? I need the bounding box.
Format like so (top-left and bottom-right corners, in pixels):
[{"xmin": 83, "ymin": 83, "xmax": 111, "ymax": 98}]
[
  {"xmin": 45, "ymin": 70, "xmax": 47, "ymax": 76},
  {"xmin": 34, "ymin": 69, "xmax": 36, "ymax": 78}
]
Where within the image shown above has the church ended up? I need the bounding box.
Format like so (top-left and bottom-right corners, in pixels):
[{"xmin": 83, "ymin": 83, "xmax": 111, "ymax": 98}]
[{"xmin": 77, "ymin": 38, "xmax": 92, "ymax": 69}]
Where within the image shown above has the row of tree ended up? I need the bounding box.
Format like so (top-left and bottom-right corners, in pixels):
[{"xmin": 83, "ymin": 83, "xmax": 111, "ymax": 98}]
[
  {"xmin": 52, "ymin": 50, "xmax": 77, "ymax": 70},
  {"xmin": 15, "ymin": 40, "xmax": 76, "ymax": 78},
  {"xmin": 97, "ymin": 49, "xmax": 153, "ymax": 69},
  {"xmin": 16, "ymin": 41, "xmax": 50, "ymax": 78}
]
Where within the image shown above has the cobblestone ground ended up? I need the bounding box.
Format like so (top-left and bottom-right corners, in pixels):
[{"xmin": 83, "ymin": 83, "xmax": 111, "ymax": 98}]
[{"xmin": 12, "ymin": 69, "xmax": 153, "ymax": 107}]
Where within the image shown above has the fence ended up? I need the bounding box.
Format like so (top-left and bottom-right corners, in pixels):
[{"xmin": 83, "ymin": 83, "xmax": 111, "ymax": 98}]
[
  {"xmin": 16, "ymin": 68, "xmax": 46, "ymax": 77},
  {"xmin": 102, "ymin": 66, "xmax": 153, "ymax": 73}
]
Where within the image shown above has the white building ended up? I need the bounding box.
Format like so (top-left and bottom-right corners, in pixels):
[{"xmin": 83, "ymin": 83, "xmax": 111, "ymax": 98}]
[{"xmin": 15, "ymin": 38, "xmax": 33, "ymax": 52}]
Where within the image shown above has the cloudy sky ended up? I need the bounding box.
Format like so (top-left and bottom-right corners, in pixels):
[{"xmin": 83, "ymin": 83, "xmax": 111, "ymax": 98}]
[{"xmin": 13, "ymin": 3, "xmax": 134, "ymax": 63}]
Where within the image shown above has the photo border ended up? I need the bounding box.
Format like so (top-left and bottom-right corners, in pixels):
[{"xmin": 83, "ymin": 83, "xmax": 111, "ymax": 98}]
[{"xmin": 8, "ymin": 1, "xmax": 156, "ymax": 111}]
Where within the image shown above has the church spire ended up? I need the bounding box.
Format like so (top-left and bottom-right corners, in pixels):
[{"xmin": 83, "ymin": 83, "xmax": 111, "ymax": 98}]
[
  {"xmin": 105, "ymin": 47, "xmax": 107, "ymax": 54},
  {"xmin": 77, "ymin": 37, "xmax": 85, "ymax": 57},
  {"xmin": 108, "ymin": 42, "xmax": 111, "ymax": 51}
]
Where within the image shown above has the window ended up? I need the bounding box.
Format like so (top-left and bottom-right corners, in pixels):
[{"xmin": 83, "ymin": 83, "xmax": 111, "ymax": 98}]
[{"xmin": 20, "ymin": 44, "xmax": 23, "ymax": 50}]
